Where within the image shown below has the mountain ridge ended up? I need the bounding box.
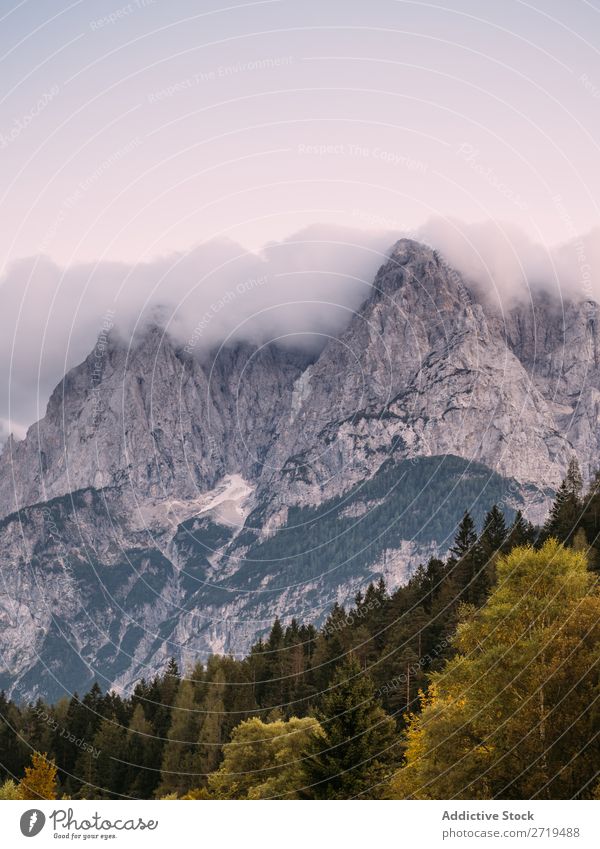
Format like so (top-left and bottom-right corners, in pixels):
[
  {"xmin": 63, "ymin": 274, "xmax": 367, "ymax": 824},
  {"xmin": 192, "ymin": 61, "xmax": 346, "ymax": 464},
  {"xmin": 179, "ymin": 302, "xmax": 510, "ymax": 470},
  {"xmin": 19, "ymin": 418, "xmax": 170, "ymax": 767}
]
[{"xmin": 0, "ymin": 237, "xmax": 597, "ymax": 700}]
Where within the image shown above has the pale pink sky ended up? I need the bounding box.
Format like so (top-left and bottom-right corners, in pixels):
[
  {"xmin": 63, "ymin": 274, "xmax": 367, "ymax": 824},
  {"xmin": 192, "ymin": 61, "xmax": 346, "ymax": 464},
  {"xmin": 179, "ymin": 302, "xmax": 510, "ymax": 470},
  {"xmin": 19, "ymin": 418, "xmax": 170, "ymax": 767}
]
[{"xmin": 0, "ymin": 0, "xmax": 599, "ymax": 269}]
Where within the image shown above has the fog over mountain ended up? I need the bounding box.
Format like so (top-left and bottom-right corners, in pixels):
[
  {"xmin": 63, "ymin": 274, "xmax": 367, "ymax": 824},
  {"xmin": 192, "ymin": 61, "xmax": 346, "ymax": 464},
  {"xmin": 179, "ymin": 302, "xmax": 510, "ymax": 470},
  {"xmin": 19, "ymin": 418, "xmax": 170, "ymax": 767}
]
[
  {"xmin": 2, "ymin": 234, "xmax": 600, "ymax": 700},
  {"xmin": 2, "ymin": 219, "xmax": 599, "ymax": 441}
]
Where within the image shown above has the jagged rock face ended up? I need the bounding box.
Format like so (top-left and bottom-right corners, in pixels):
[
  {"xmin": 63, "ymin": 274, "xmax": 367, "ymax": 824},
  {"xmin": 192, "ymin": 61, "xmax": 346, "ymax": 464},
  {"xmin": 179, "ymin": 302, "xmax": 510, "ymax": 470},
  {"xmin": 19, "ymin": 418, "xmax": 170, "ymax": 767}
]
[
  {"xmin": 0, "ymin": 238, "xmax": 597, "ymax": 700},
  {"xmin": 258, "ymin": 242, "xmax": 572, "ymax": 517},
  {"xmin": 0, "ymin": 329, "xmax": 308, "ymax": 518},
  {"xmin": 0, "ymin": 457, "xmax": 530, "ymax": 703},
  {"xmin": 497, "ymin": 295, "xmax": 600, "ymax": 481}
]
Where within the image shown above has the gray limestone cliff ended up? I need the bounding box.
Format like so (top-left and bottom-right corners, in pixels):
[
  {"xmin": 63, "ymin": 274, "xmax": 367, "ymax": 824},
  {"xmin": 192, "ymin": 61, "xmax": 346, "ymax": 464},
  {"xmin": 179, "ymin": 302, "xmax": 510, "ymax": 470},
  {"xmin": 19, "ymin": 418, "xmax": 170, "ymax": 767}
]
[{"xmin": 0, "ymin": 238, "xmax": 595, "ymax": 700}]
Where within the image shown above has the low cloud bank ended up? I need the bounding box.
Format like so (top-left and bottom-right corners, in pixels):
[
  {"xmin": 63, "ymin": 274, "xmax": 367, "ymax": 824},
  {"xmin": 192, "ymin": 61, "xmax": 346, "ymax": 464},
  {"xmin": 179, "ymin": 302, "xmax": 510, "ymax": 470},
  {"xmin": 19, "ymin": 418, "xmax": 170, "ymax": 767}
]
[{"xmin": 1, "ymin": 220, "xmax": 598, "ymax": 436}]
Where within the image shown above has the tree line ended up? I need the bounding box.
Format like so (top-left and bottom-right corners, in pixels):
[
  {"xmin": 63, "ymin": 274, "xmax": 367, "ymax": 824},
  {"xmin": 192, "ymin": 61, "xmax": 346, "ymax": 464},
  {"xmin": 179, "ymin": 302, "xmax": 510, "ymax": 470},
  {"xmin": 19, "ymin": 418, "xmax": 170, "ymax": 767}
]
[{"xmin": 1, "ymin": 458, "xmax": 599, "ymax": 800}]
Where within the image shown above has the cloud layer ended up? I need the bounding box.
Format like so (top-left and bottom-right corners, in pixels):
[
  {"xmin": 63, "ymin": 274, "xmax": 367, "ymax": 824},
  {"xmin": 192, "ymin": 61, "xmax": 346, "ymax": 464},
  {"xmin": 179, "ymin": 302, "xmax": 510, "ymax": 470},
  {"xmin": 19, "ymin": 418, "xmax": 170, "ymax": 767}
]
[{"xmin": 2, "ymin": 220, "xmax": 599, "ymax": 438}]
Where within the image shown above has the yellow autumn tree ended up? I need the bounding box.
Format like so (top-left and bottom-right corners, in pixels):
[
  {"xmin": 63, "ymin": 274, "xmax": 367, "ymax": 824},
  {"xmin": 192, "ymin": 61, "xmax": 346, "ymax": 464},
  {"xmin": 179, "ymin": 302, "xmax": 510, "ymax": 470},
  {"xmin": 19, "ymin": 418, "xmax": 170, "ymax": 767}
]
[
  {"xmin": 0, "ymin": 778, "xmax": 20, "ymax": 799},
  {"xmin": 389, "ymin": 541, "xmax": 600, "ymax": 799},
  {"xmin": 18, "ymin": 751, "xmax": 58, "ymax": 800},
  {"xmin": 208, "ymin": 716, "xmax": 323, "ymax": 799}
]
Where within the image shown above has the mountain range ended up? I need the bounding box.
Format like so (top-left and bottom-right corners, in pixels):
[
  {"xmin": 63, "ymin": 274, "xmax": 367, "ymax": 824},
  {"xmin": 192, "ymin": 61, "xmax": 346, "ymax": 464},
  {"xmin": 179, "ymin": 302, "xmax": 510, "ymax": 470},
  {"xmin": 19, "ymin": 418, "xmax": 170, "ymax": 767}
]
[{"xmin": 1, "ymin": 238, "xmax": 597, "ymax": 701}]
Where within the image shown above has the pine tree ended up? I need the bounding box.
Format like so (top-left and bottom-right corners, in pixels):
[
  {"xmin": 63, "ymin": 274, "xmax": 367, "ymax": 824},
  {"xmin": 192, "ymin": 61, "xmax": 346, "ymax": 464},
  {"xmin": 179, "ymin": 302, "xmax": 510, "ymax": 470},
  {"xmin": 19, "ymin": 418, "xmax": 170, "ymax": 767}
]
[
  {"xmin": 151, "ymin": 658, "xmax": 181, "ymax": 739},
  {"xmin": 0, "ymin": 692, "xmax": 28, "ymax": 781},
  {"xmin": 450, "ymin": 511, "xmax": 478, "ymax": 559},
  {"xmin": 506, "ymin": 510, "xmax": 535, "ymax": 550},
  {"xmin": 301, "ymin": 656, "xmax": 398, "ymax": 799},
  {"xmin": 566, "ymin": 456, "xmax": 584, "ymax": 499},
  {"xmin": 195, "ymin": 663, "xmax": 226, "ymax": 779},
  {"xmin": 479, "ymin": 505, "xmax": 507, "ymax": 557},
  {"xmin": 86, "ymin": 716, "xmax": 127, "ymax": 799},
  {"xmin": 449, "ymin": 511, "xmax": 480, "ymax": 603},
  {"xmin": 157, "ymin": 667, "xmax": 205, "ymax": 797},
  {"xmin": 125, "ymin": 704, "xmax": 162, "ymax": 799},
  {"xmin": 474, "ymin": 505, "xmax": 508, "ymax": 602},
  {"xmin": 419, "ymin": 557, "xmax": 446, "ymax": 613},
  {"xmin": 577, "ymin": 470, "xmax": 600, "ymax": 569},
  {"xmin": 543, "ymin": 457, "xmax": 583, "ymax": 543}
]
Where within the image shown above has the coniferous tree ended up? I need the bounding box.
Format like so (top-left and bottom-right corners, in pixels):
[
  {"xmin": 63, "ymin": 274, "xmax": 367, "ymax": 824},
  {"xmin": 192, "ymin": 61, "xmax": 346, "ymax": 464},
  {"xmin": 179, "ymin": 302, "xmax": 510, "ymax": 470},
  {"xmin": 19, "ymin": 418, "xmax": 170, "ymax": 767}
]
[
  {"xmin": 543, "ymin": 457, "xmax": 583, "ymax": 543},
  {"xmin": 506, "ymin": 510, "xmax": 536, "ymax": 550},
  {"xmin": 124, "ymin": 704, "xmax": 162, "ymax": 799},
  {"xmin": 576, "ymin": 470, "xmax": 600, "ymax": 569},
  {"xmin": 0, "ymin": 778, "xmax": 20, "ymax": 799},
  {"xmin": 195, "ymin": 663, "xmax": 226, "ymax": 780},
  {"xmin": 0, "ymin": 692, "xmax": 27, "ymax": 782},
  {"xmin": 449, "ymin": 511, "xmax": 480, "ymax": 604},
  {"xmin": 479, "ymin": 505, "xmax": 507, "ymax": 557},
  {"xmin": 301, "ymin": 656, "xmax": 398, "ymax": 799},
  {"xmin": 86, "ymin": 716, "xmax": 127, "ymax": 799},
  {"xmin": 474, "ymin": 505, "xmax": 508, "ymax": 603},
  {"xmin": 450, "ymin": 511, "xmax": 478, "ymax": 559},
  {"xmin": 419, "ymin": 557, "xmax": 446, "ymax": 613},
  {"xmin": 151, "ymin": 658, "xmax": 181, "ymax": 739},
  {"xmin": 157, "ymin": 667, "xmax": 205, "ymax": 798}
]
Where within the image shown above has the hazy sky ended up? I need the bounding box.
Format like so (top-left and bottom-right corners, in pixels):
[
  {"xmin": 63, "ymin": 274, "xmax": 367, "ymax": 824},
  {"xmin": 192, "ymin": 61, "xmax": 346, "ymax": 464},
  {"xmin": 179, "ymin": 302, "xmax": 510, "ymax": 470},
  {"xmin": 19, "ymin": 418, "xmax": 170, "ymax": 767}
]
[
  {"xmin": 2, "ymin": 0, "xmax": 600, "ymax": 437},
  {"xmin": 1, "ymin": 0, "xmax": 599, "ymax": 268}
]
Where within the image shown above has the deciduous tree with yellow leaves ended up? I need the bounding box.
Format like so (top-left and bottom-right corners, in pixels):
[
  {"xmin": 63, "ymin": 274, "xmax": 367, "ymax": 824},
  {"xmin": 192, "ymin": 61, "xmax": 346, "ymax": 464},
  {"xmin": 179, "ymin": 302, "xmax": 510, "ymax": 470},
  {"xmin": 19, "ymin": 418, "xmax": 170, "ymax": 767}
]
[
  {"xmin": 389, "ymin": 541, "xmax": 600, "ymax": 799},
  {"xmin": 18, "ymin": 751, "xmax": 58, "ymax": 800}
]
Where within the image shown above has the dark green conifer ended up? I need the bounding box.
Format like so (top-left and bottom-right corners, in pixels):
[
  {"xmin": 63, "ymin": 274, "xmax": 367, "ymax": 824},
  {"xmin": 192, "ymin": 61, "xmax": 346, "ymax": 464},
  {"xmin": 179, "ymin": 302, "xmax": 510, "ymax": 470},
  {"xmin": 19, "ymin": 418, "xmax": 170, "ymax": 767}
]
[{"xmin": 301, "ymin": 656, "xmax": 398, "ymax": 799}]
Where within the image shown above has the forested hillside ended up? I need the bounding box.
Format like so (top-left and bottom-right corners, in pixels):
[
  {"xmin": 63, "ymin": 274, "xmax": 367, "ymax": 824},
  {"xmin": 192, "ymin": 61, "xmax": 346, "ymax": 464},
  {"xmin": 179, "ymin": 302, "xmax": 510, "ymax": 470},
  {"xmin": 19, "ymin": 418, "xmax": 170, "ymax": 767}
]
[{"xmin": 1, "ymin": 459, "xmax": 599, "ymax": 800}]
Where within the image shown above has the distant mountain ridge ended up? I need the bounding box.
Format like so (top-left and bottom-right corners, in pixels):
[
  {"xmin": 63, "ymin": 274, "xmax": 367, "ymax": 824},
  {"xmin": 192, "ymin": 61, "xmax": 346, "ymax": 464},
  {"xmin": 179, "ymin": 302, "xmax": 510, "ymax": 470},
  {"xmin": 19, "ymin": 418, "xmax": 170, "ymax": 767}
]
[{"xmin": 0, "ymin": 238, "xmax": 596, "ymax": 700}]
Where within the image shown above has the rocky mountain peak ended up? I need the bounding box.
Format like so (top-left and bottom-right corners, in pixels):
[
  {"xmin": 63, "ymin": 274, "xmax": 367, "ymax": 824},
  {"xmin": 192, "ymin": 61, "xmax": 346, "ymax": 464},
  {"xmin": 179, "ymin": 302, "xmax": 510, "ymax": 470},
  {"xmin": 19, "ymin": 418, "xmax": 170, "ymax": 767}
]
[
  {"xmin": 372, "ymin": 238, "xmax": 467, "ymax": 306},
  {"xmin": 3, "ymin": 237, "xmax": 600, "ymax": 701}
]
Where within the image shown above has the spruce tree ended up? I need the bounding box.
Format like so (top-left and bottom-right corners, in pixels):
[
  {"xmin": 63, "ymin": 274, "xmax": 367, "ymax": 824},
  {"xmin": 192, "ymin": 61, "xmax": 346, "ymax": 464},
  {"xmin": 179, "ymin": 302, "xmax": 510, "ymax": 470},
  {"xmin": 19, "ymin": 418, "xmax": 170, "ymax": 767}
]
[
  {"xmin": 506, "ymin": 509, "xmax": 535, "ymax": 550},
  {"xmin": 543, "ymin": 458, "xmax": 583, "ymax": 543},
  {"xmin": 86, "ymin": 716, "xmax": 127, "ymax": 799},
  {"xmin": 450, "ymin": 511, "xmax": 478, "ymax": 559},
  {"xmin": 474, "ymin": 505, "xmax": 508, "ymax": 603},
  {"xmin": 157, "ymin": 668, "xmax": 205, "ymax": 797},
  {"xmin": 301, "ymin": 656, "xmax": 398, "ymax": 799},
  {"xmin": 577, "ymin": 470, "xmax": 600, "ymax": 568},
  {"xmin": 152, "ymin": 658, "xmax": 181, "ymax": 739},
  {"xmin": 479, "ymin": 505, "xmax": 507, "ymax": 557},
  {"xmin": 125, "ymin": 704, "xmax": 162, "ymax": 799},
  {"xmin": 195, "ymin": 663, "xmax": 226, "ymax": 779},
  {"xmin": 449, "ymin": 511, "xmax": 480, "ymax": 603}
]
